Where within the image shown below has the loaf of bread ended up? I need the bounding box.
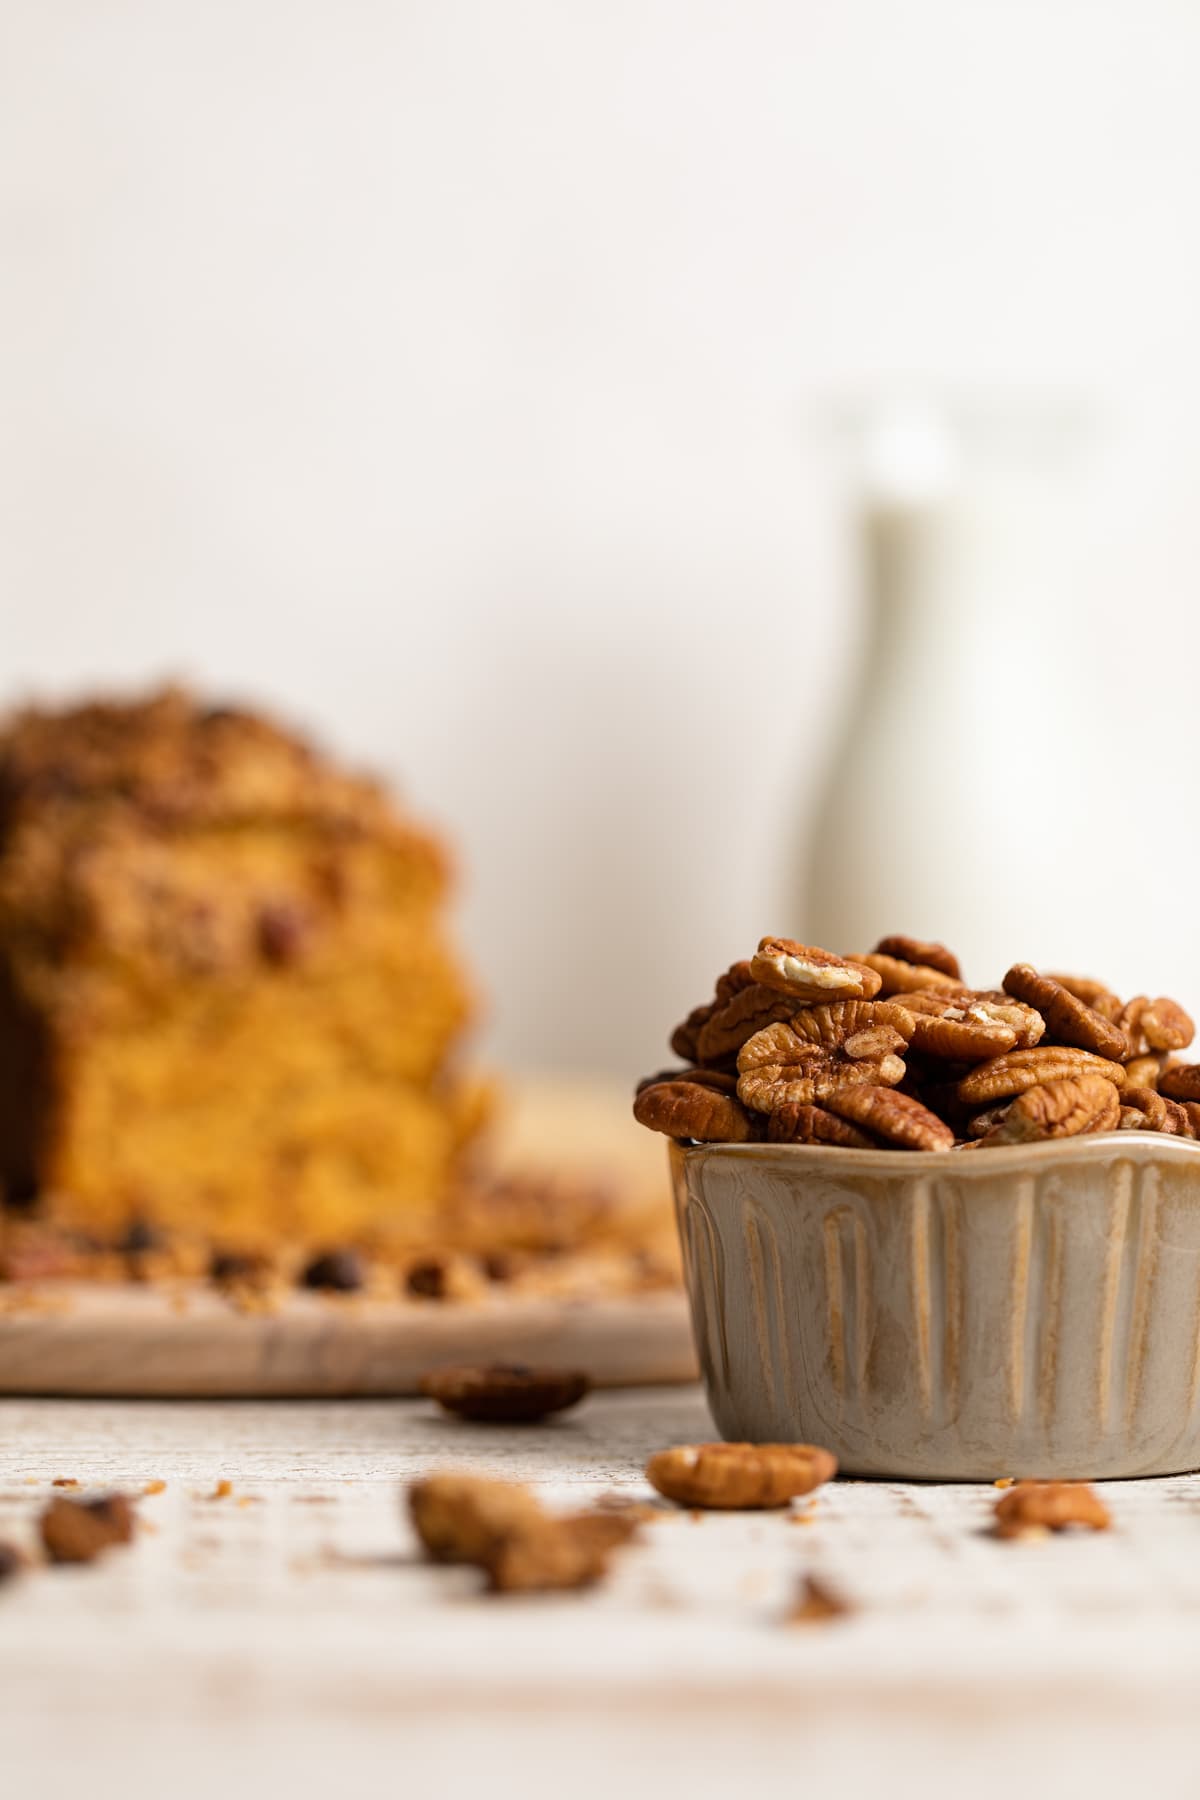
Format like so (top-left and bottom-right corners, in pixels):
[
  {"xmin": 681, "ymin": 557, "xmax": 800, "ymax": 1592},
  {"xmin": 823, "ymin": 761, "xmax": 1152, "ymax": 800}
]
[{"xmin": 0, "ymin": 687, "xmax": 480, "ymax": 1253}]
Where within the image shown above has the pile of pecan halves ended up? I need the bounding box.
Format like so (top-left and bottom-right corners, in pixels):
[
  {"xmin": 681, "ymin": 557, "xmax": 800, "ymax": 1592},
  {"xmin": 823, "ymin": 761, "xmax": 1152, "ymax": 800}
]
[{"xmin": 633, "ymin": 934, "xmax": 1200, "ymax": 1152}]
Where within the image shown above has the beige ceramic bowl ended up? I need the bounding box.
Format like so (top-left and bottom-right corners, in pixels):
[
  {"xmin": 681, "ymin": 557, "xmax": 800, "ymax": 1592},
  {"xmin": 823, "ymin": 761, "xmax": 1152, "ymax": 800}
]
[{"xmin": 670, "ymin": 1133, "xmax": 1200, "ymax": 1480}]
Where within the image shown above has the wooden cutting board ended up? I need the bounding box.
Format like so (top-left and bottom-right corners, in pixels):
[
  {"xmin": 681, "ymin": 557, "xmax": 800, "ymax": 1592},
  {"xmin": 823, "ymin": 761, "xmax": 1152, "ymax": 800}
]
[{"xmin": 0, "ymin": 1284, "xmax": 697, "ymax": 1396}]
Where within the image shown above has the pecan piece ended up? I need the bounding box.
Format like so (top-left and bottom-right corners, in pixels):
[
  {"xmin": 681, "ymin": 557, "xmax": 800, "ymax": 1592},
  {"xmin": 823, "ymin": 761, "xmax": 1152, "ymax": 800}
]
[
  {"xmin": 967, "ymin": 1101, "xmax": 1015, "ymax": 1139},
  {"xmin": 409, "ymin": 1473, "xmax": 543, "ymax": 1564},
  {"xmin": 737, "ymin": 1019, "xmax": 906, "ymax": 1114},
  {"xmin": 975, "ymin": 1074, "xmax": 1121, "ymax": 1145},
  {"xmin": 403, "ymin": 1251, "xmax": 487, "ymax": 1301},
  {"xmin": 645, "ymin": 1442, "xmax": 837, "ymax": 1509},
  {"xmin": 408, "ymin": 1474, "xmax": 634, "ymax": 1592},
  {"xmin": 958, "ymin": 1046, "xmax": 1126, "ymax": 1107},
  {"xmin": 1003, "ymin": 964, "xmax": 1129, "ymax": 1060},
  {"xmin": 872, "ymin": 934, "xmax": 962, "ymax": 982},
  {"xmin": 40, "ymin": 1493, "xmax": 136, "ymax": 1564},
  {"xmin": 300, "ymin": 1249, "xmax": 365, "ymax": 1292},
  {"xmin": 855, "ymin": 952, "xmax": 965, "ymax": 997},
  {"xmin": 419, "ymin": 1364, "xmax": 591, "ymax": 1423},
  {"xmin": 632, "ymin": 1077, "xmax": 755, "ymax": 1142},
  {"xmin": 842, "ymin": 1024, "xmax": 909, "ymax": 1059},
  {"xmin": 993, "ymin": 1481, "xmax": 1111, "ymax": 1539},
  {"xmin": 766, "ymin": 1104, "xmax": 875, "ymax": 1148},
  {"xmin": 1118, "ymin": 996, "xmax": 1195, "ymax": 1056},
  {"xmin": 783, "ymin": 1574, "xmax": 854, "ymax": 1625},
  {"xmin": 486, "ymin": 1509, "xmax": 638, "ymax": 1594},
  {"xmin": 822, "ymin": 1085, "xmax": 956, "ymax": 1151},
  {"xmin": 750, "ymin": 938, "xmax": 881, "ymax": 1003},
  {"xmin": 0, "ymin": 1543, "xmax": 23, "ymax": 1584},
  {"xmin": 1158, "ymin": 1064, "xmax": 1200, "ymax": 1103}
]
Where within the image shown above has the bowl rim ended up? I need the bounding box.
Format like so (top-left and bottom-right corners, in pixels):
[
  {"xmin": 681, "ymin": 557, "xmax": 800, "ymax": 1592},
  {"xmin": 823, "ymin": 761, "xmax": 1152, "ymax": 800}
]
[{"xmin": 673, "ymin": 1130, "xmax": 1200, "ymax": 1177}]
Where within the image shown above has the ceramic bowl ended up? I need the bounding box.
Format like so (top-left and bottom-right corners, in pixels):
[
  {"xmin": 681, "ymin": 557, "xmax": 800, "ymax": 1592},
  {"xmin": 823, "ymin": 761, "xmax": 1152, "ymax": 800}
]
[{"xmin": 670, "ymin": 1133, "xmax": 1200, "ymax": 1480}]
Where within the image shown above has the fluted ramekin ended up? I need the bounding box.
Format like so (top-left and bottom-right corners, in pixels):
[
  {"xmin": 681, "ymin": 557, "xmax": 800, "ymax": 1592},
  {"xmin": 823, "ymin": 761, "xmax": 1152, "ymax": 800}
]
[{"xmin": 670, "ymin": 1134, "xmax": 1200, "ymax": 1480}]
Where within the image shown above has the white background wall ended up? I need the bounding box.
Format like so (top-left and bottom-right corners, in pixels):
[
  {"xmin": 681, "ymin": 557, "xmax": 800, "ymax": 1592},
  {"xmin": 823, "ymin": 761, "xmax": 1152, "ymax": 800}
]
[{"xmin": 2, "ymin": 1, "xmax": 1199, "ymax": 1075}]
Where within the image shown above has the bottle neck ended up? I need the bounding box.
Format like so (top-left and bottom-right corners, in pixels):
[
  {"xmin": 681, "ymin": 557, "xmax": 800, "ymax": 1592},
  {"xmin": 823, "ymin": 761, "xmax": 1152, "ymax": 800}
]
[{"xmin": 859, "ymin": 500, "xmax": 964, "ymax": 684}]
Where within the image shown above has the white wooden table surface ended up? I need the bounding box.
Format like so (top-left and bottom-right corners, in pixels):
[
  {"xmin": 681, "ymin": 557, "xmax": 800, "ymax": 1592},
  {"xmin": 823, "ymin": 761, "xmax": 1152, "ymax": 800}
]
[{"xmin": 3, "ymin": 1386, "xmax": 1200, "ymax": 1800}]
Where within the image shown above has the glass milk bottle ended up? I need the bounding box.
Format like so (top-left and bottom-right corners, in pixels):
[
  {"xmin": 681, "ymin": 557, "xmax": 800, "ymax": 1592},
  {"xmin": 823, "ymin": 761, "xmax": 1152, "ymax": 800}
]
[{"xmin": 802, "ymin": 400, "xmax": 1109, "ymax": 987}]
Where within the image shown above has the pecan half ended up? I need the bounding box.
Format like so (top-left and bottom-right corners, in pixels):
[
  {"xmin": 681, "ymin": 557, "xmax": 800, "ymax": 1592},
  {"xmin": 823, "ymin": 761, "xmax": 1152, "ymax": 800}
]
[
  {"xmin": 695, "ymin": 983, "xmax": 803, "ymax": 1065},
  {"xmin": 1046, "ymin": 973, "xmax": 1122, "ymax": 1017},
  {"xmin": 855, "ymin": 952, "xmax": 965, "ymax": 996},
  {"xmin": 737, "ymin": 1019, "xmax": 906, "ymax": 1114},
  {"xmin": 419, "ymin": 1364, "xmax": 590, "ymax": 1423},
  {"xmin": 900, "ymin": 992, "xmax": 1019, "ymax": 1062},
  {"xmin": 645, "ymin": 1442, "xmax": 837, "ymax": 1509},
  {"xmin": 714, "ymin": 960, "xmax": 756, "ymax": 1003},
  {"xmin": 993, "ymin": 1481, "xmax": 1111, "ymax": 1539},
  {"xmin": 1124, "ymin": 1053, "xmax": 1171, "ymax": 1090},
  {"xmin": 40, "ymin": 1494, "xmax": 136, "ymax": 1564},
  {"xmin": 822, "ymin": 1084, "xmax": 955, "ymax": 1151},
  {"xmin": 635, "ymin": 1067, "xmax": 738, "ymax": 1095},
  {"xmin": 669, "ymin": 962, "xmax": 756, "ymax": 1062},
  {"xmin": 1003, "ymin": 964, "xmax": 1129, "ymax": 1060},
  {"xmin": 1118, "ymin": 996, "xmax": 1195, "ymax": 1056},
  {"xmin": 750, "ymin": 938, "xmax": 881, "ymax": 1003},
  {"xmin": 872, "ymin": 934, "xmax": 962, "ymax": 982},
  {"xmin": 670, "ymin": 1002, "xmax": 714, "ymax": 1064},
  {"xmin": 632, "ymin": 1078, "xmax": 756, "ymax": 1142},
  {"xmin": 1158, "ymin": 1064, "xmax": 1200, "ymax": 1103},
  {"xmin": 961, "ymin": 992, "xmax": 1047, "ymax": 1048},
  {"xmin": 766, "ymin": 1104, "xmax": 876, "ymax": 1148},
  {"xmin": 958, "ymin": 1046, "xmax": 1126, "ymax": 1106},
  {"xmin": 974, "ymin": 1074, "xmax": 1121, "ymax": 1144},
  {"xmin": 1117, "ymin": 1086, "xmax": 1191, "ymax": 1136}
]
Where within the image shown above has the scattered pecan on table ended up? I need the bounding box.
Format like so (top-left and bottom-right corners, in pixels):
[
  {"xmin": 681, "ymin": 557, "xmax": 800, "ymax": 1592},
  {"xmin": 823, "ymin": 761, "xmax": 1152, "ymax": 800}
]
[
  {"xmin": 645, "ymin": 1442, "xmax": 837, "ymax": 1510},
  {"xmin": 408, "ymin": 1472, "xmax": 637, "ymax": 1593},
  {"xmin": 993, "ymin": 1481, "xmax": 1111, "ymax": 1539},
  {"xmin": 419, "ymin": 1364, "xmax": 591, "ymax": 1424},
  {"xmin": 40, "ymin": 1494, "xmax": 136, "ymax": 1565},
  {"xmin": 783, "ymin": 1574, "xmax": 854, "ymax": 1625},
  {"xmin": 634, "ymin": 933, "xmax": 1200, "ymax": 1151}
]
